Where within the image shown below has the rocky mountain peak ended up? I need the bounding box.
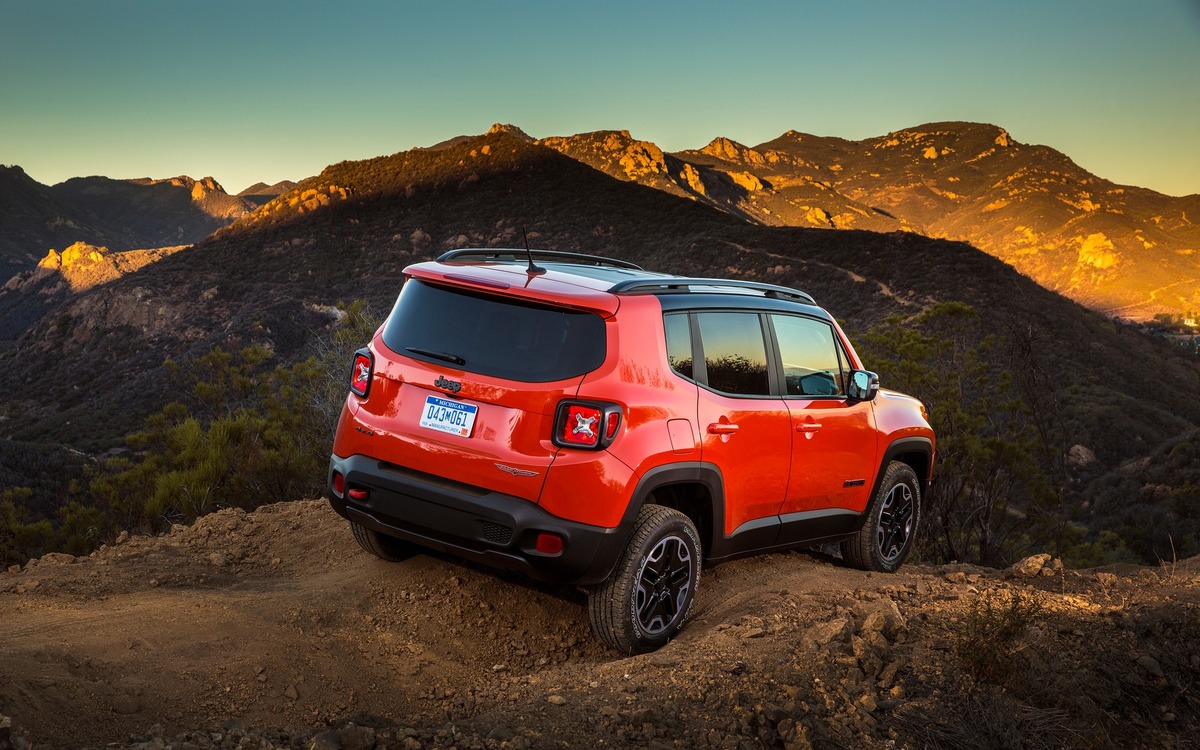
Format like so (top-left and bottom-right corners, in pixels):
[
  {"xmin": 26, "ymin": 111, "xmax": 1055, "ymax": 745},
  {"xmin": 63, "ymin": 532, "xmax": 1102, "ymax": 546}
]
[
  {"xmin": 700, "ymin": 137, "xmax": 766, "ymax": 165},
  {"xmin": 486, "ymin": 123, "xmax": 534, "ymax": 142},
  {"xmin": 190, "ymin": 176, "xmax": 224, "ymax": 200},
  {"xmin": 538, "ymin": 130, "xmax": 668, "ymax": 183}
]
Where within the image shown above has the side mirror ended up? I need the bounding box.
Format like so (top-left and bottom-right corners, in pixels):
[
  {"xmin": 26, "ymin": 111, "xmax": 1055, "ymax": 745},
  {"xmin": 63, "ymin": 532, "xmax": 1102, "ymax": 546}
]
[{"xmin": 848, "ymin": 369, "xmax": 880, "ymax": 402}]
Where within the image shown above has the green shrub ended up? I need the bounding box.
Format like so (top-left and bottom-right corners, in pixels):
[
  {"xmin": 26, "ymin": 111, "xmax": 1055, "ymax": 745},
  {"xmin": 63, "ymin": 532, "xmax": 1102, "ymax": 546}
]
[{"xmin": 955, "ymin": 589, "xmax": 1045, "ymax": 683}]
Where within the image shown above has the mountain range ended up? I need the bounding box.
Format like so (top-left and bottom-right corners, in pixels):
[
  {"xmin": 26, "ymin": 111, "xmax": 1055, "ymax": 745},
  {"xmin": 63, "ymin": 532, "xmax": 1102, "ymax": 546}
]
[
  {"xmin": 2, "ymin": 124, "xmax": 1196, "ymax": 447},
  {"xmin": 5, "ymin": 122, "xmax": 1197, "ymax": 322},
  {"xmin": 537, "ymin": 122, "xmax": 1200, "ymax": 320}
]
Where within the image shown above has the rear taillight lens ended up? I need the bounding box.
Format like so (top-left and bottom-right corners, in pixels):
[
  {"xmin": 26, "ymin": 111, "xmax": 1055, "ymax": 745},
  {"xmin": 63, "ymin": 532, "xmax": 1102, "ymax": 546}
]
[
  {"xmin": 350, "ymin": 348, "xmax": 373, "ymax": 397},
  {"xmin": 553, "ymin": 400, "xmax": 622, "ymax": 450}
]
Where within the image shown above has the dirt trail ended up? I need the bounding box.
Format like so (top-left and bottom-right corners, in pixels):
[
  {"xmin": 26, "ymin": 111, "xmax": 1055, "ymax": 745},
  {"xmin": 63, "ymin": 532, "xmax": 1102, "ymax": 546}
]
[{"xmin": 2, "ymin": 500, "xmax": 1198, "ymax": 749}]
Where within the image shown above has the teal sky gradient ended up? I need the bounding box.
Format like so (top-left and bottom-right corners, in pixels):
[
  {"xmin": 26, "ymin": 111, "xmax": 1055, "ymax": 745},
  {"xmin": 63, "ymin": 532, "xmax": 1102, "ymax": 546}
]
[{"xmin": 2, "ymin": 0, "xmax": 1198, "ymax": 196}]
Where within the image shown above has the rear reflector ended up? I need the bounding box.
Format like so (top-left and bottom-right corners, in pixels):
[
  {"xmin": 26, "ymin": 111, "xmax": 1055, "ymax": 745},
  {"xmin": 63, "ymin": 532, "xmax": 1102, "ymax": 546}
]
[
  {"xmin": 535, "ymin": 533, "xmax": 564, "ymax": 555},
  {"xmin": 332, "ymin": 472, "xmax": 345, "ymax": 497},
  {"xmin": 605, "ymin": 412, "xmax": 621, "ymax": 440}
]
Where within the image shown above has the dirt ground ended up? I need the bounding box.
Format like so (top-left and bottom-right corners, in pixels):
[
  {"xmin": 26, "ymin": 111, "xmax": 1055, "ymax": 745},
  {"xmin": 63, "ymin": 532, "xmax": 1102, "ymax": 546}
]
[{"xmin": 2, "ymin": 500, "xmax": 1198, "ymax": 750}]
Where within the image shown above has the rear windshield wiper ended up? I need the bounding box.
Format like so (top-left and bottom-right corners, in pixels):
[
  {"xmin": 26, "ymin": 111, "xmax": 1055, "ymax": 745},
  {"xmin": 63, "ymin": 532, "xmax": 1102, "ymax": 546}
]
[{"xmin": 406, "ymin": 347, "xmax": 466, "ymax": 366}]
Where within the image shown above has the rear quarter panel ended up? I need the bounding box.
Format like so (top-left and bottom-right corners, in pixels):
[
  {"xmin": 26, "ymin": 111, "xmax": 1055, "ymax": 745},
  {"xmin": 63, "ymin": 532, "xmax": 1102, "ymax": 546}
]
[{"xmin": 538, "ymin": 296, "xmax": 700, "ymax": 528}]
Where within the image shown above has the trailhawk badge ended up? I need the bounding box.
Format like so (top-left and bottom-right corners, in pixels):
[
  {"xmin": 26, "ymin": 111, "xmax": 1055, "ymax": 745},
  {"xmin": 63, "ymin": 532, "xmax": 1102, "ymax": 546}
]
[{"xmin": 495, "ymin": 463, "xmax": 539, "ymax": 477}]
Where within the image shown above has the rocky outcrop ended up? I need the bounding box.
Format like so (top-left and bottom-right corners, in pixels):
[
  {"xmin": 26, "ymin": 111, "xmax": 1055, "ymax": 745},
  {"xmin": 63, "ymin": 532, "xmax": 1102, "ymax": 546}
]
[
  {"xmin": 678, "ymin": 163, "xmax": 706, "ymax": 195},
  {"xmin": 487, "ymin": 123, "xmax": 535, "ymax": 142},
  {"xmin": 539, "ymin": 130, "xmax": 670, "ymax": 183},
  {"xmin": 727, "ymin": 171, "xmax": 765, "ymax": 192},
  {"xmin": 4, "ymin": 242, "xmax": 186, "ymax": 295},
  {"xmin": 700, "ymin": 137, "xmax": 766, "ymax": 166}
]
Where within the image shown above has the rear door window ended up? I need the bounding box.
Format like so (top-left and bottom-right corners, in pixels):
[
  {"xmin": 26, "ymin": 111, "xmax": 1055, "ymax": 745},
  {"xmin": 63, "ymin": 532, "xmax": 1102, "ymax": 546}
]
[
  {"xmin": 382, "ymin": 280, "xmax": 606, "ymax": 382},
  {"xmin": 694, "ymin": 312, "xmax": 770, "ymax": 396},
  {"xmin": 663, "ymin": 313, "xmax": 694, "ymax": 380}
]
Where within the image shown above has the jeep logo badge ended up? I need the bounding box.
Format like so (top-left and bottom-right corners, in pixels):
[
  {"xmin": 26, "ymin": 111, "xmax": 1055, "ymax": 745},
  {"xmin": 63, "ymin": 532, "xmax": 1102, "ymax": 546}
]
[{"xmin": 434, "ymin": 375, "xmax": 462, "ymax": 394}]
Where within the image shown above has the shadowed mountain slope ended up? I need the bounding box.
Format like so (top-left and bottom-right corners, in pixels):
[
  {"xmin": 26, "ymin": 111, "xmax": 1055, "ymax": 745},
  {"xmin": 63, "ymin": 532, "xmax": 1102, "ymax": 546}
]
[
  {"xmin": 50, "ymin": 175, "xmax": 254, "ymax": 247},
  {"xmin": 0, "ymin": 165, "xmax": 138, "ymax": 279},
  {"xmin": 0, "ymin": 168, "xmax": 255, "ymax": 282}
]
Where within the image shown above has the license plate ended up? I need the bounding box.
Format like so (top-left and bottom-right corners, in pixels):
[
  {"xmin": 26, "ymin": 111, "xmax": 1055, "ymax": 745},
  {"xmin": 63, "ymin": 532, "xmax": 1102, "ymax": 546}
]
[{"xmin": 419, "ymin": 395, "xmax": 478, "ymax": 437}]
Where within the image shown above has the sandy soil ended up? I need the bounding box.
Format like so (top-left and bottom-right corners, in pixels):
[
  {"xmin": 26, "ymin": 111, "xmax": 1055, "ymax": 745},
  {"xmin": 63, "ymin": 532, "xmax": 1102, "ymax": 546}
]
[{"xmin": 2, "ymin": 500, "xmax": 1198, "ymax": 749}]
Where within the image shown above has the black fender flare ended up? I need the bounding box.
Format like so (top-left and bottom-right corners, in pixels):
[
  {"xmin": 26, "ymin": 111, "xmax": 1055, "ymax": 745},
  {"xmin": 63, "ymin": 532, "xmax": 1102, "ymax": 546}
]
[
  {"xmin": 852, "ymin": 436, "xmax": 935, "ymax": 533},
  {"xmin": 606, "ymin": 462, "xmax": 726, "ymax": 562}
]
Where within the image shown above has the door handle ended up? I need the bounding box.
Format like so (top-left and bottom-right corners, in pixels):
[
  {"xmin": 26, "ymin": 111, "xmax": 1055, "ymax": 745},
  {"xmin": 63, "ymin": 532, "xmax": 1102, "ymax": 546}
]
[
  {"xmin": 707, "ymin": 423, "xmax": 739, "ymax": 435},
  {"xmin": 796, "ymin": 422, "xmax": 822, "ymax": 432}
]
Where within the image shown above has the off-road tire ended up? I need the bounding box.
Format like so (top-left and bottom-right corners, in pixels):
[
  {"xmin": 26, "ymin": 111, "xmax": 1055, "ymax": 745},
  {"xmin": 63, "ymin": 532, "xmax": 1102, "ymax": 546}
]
[
  {"xmin": 588, "ymin": 504, "xmax": 701, "ymax": 654},
  {"xmin": 349, "ymin": 521, "xmax": 418, "ymax": 562},
  {"xmin": 842, "ymin": 461, "xmax": 921, "ymax": 573}
]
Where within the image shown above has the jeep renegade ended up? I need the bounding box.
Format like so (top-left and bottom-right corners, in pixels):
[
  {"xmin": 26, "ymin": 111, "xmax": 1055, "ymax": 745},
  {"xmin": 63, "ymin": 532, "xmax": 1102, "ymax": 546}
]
[{"xmin": 327, "ymin": 249, "xmax": 935, "ymax": 653}]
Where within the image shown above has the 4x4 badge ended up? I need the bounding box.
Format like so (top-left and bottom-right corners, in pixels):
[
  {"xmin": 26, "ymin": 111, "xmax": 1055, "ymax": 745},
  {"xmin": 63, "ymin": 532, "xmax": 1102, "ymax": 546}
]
[
  {"xmin": 434, "ymin": 375, "xmax": 462, "ymax": 394},
  {"xmin": 495, "ymin": 463, "xmax": 539, "ymax": 477}
]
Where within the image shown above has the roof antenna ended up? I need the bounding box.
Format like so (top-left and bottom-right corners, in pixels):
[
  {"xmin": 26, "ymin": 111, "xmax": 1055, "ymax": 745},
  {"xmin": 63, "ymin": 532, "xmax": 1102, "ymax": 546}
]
[{"xmin": 522, "ymin": 227, "xmax": 546, "ymax": 275}]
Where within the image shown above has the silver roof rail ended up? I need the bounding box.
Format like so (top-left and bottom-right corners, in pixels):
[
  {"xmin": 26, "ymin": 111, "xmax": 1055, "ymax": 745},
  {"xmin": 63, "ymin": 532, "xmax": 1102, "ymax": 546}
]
[
  {"xmin": 437, "ymin": 248, "xmax": 643, "ymax": 270},
  {"xmin": 608, "ymin": 278, "xmax": 817, "ymax": 305}
]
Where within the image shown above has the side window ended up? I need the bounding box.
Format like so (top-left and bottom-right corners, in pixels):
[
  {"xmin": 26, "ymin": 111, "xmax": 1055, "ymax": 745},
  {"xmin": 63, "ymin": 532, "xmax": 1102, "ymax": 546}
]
[
  {"xmin": 771, "ymin": 314, "xmax": 847, "ymax": 397},
  {"xmin": 663, "ymin": 313, "xmax": 693, "ymax": 379},
  {"xmin": 695, "ymin": 312, "xmax": 770, "ymax": 396}
]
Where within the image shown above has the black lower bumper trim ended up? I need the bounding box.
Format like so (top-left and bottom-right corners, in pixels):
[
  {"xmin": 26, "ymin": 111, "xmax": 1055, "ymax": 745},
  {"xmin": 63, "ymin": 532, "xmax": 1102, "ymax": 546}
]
[{"xmin": 327, "ymin": 454, "xmax": 629, "ymax": 585}]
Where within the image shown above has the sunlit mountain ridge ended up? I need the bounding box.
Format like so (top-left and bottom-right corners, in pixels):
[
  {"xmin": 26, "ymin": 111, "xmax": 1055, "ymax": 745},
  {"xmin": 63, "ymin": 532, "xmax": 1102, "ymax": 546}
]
[{"xmin": 536, "ymin": 122, "xmax": 1200, "ymax": 321}]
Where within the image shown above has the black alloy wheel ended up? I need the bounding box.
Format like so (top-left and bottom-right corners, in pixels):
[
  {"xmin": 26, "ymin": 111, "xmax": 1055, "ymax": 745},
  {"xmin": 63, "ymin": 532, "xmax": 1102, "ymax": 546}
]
[
  {"xmin": 588, "ymin": 504, "xmax": 701, "ymax": 654},
  {"xmin": 634, "ymin": 533, "xmax": 694, "ymax": 636},
  {"xmin": 842, "ymin": 461, "xmax": 922, "ymax": 573},
  {"xmin": 875, "ymin": 479, "xmax": 915, "ymax": 566}
]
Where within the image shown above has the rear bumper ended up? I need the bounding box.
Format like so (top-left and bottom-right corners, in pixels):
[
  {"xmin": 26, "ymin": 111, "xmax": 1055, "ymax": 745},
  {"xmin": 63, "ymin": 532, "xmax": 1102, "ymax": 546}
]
[{"xmin": 327, "ymin": 453, "xmax": 630, "ymax": 585}]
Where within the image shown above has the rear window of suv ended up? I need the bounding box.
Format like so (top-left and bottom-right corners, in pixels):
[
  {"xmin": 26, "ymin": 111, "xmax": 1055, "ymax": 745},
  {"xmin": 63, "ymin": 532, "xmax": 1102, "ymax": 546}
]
[{"xmin": 381, "ymin": 279, "xmax": 607, "ymax": 382}]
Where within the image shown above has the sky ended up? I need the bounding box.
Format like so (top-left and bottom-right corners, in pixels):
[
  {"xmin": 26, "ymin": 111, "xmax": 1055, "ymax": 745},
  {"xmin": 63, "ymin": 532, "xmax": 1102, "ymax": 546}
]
[{"xmin": 2, "ymin": 0, "xmax": 1198, "ymax": 196}]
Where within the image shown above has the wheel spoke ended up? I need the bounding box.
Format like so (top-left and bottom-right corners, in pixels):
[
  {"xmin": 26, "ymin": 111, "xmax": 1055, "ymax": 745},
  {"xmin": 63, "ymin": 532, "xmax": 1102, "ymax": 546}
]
[
  {"xmin": 634, "ymin": 534, "xmax": 693, "ymax": 635},
  {"xmin": 637, "ymin": 587, "xmax": 668, "ymax": 628},
  {"xmin": 876, "ymin": 483, "xmax": 915, "ymax": 563}
]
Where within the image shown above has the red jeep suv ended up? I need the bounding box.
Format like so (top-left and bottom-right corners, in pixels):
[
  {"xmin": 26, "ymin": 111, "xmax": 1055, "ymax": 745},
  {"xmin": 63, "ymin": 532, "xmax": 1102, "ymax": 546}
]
[{"xmin": 327, "ymin": 250, "xmax": 935, "ymax": 653}]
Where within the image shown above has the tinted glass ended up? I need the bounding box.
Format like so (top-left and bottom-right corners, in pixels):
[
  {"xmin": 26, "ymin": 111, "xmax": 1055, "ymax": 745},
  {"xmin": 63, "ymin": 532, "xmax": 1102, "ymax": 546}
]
[
  {"xmin": 771, "ymin": 314, "xmax": 846, "ymax": 396},
  {"xmin": 696, "ymin": 312, "xmax": 769, "ymax": 396},
  {"xmin": 663, "ymin": 313, "xmax": 693, "ymax": 379},
  {"xmin": 382, "ymin": 280, "xmax": 606, "ymax": 382}
]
